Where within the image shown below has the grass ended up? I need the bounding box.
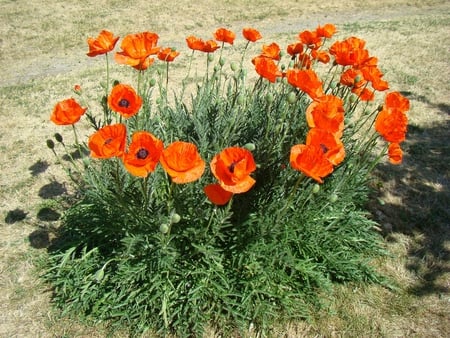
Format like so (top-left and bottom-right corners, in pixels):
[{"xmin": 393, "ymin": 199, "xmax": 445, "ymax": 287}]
[{"xmin": 1, "ymin": 0, "xmax": 449, "ymax": 336}]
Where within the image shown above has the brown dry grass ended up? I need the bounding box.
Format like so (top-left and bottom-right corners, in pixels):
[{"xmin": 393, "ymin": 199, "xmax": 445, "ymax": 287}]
[{"xmin": 0, "ymin": 0, "xmax": 449, "ymax": 337}]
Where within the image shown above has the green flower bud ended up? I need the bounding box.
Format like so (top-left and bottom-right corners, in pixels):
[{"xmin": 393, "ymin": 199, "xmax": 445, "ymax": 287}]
[
  {"xmin": 329, "ymin": 193, "xmax": 338, "ymax": 203},
  {"xmin": 243, "ymin": 143, "xmax": 256, "ymax": 151},
  {"xmin": 236, "ymin": 95, "xmax": 245, "ymax": 105},
  {"xmin": 82, "ymin": 157, "xmax": 90, "ymax": 168},
  {"xmin": 265, "ymin": 93, "xmax": 274, "ymax": 104},
  {"xmin": 354, "ymin": 75, "xmax": 362, "ymax": 83},
  {"xmin": 312, "ymin": 184, "xmax": 320, "ymax": 194},
  {"xmin": 213, "ymin": 64, "xmax": 220, "ymax": 72},
  {"xmin": 46, "ymin": 139, "xmax": 55, "ymax": 149},
  {"xmin": 149, "ymin": 78, "xmax": 157, "ymax": 87},
  {"xmin": 230, "ymin": 62, "xmax": 238, "ymax": 72},
  {"xmin": 54, "ymin": 133, "xmax": 63, "ymax": 143},
  {"xmin": 207, "ymin": 53, "xmax": 214, "ymax": 62},
  {"xmin": 219, "ymin": 57, "xmax": 226, "ymax": 66},
  {"xmin": 170, "ymin": 213, "xmax": 181, "ymax": 224},
  {"xmin": 159, "ymin": 223, "xmax": 170, "ymax": 234},
  {"xmin": 94, "ymin": 268, "xmax": 105, "ymax": 282},
  {"xmin": 287, "ymin": 92, "xmax": 297, "ymax": 104},
  {"xmin": 329, "ymin": 81, "xmax": 337, "ymax": 89}
]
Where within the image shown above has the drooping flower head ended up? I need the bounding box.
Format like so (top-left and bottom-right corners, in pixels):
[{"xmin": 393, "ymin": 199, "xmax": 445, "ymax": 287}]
[
  {"xmin": 214, "ymin": 28, "xmax": 236, "ymax": 45},
  {"xmin": 204, "ymin": 183, "xmax": 233, "ymax": 205},
  {"xmin": 50, "ymin": 98, "xmax": 87, "ymax": 125},
  {"xmin": 86, "ymin": 30, "xmax": 119, "ymax": 57},
  {"xmin": 210, "ymin": 147, "xmax": 256, "ymax": 194},
  {"xmin": 115, "ymin": 31, "xmax": 160, "ymax": 70},
  {"xmin": 108, "ymin": 84, "xmax": 143, "ymax": 118},
  {"xmin": 242, "ymin": 27, "xmax": 262, "ymax": 42},
  {"xmin": 88, "ymin": 123, "xmax": 127, "ymax": 159},
  {"xmin": 123, "ymin": 131, "xmax": 164, "ymax": 178},
  {"xmin": 160, "ymin": 141, "xmax": 205, "ymax": 184}
]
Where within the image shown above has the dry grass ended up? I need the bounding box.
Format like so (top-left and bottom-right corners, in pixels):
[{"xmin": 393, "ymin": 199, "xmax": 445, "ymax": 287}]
[{"xmin": 0, "ymin": 0, "xmax": 449, "ymax": 336}]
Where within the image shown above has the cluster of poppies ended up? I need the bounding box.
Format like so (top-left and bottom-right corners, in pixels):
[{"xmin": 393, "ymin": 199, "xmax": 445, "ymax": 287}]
[{"xmin": 50, "ymin": 24, "xmax": 409, "ymax": 204}]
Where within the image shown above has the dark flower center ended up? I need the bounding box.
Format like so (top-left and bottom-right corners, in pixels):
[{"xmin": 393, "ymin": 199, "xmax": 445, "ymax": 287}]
[
  {"xmin": 136, "ymin": 148, "xmax": 149, "ymax": 159},
  {"xmin": 104, "ymin": 138, "xmax": 113, "ymax": 145},
  {"xmin": 320, "ymin": 143, "xmax": 329, "ymax": 153},
  {"xmin": 118, "ymin": 99, "xmax": 130, "ymax": 108},
  {"xmin": 228, "ymin": 161, "xmax": 237, "ymax": 173}
]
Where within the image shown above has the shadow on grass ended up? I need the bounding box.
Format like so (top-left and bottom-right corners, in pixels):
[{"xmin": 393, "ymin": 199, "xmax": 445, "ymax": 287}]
[{"xmin": 370, "ymin": 97, "xmax": 450, "ymax": 296}]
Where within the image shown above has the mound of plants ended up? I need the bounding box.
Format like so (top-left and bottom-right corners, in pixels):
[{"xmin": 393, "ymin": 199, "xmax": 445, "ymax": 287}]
[{"xmin": 42, "ymin": 24, "xmax": 409, "ymax": 336}]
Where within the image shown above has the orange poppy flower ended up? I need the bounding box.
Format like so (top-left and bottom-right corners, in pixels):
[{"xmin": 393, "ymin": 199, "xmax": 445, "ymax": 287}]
[
  {"xmin": 388, "ymin": 143, "xmax": 403, "ymax": 165},
  {"xmin": 157, "ymin": 47, "xmax": 180, "ymax": 62},
  {"xmin": 287, "ymin": 42, "xmax": 304, "ymax": 57},
  {"xmin": 286, "ymin": 69, "xmax": 324, "ymax": 100},
  {"xmin": 115, "ymin": 32, "xmax": 160, "ymax": 70},
  {"xmin": 316, "ymin": 24, "xmax": 337, "ymax": 39},
  {"xmin": 261, "ymin": 42, "xmax": 281, "ymax": 60},
  {"xmin": 360, "ymin": 63, "xmax": 389, "ymax": 91},
  {"xmin": 210, "ymin": 147, "xmax": 256, "ymax": 194},
  {"xmin": 88, "ymin": 123, "xmax": 127, "ymax": 159},
  {"xmin": 375, "ymin": 107, "xmax": 408, "ymax": 143},
  {"xmin": 50, "ymin": 98, "xmax": 87, "ymax": 125},
  {"xmin": 306, "ymin": 128, "xmax": 345, "ymax": 166},
  {"xmin": 305, "ymin": 95, "xmax": 345, "ymax": 137},
  {"xmin": 385, "ymin": 91, "xmax": 410, "ymax": 112},
  {"xmin": 202, "ymin": 39, "xmax": 220, "ymax": 53},
  {"xmin": 290, "ymin": 144, "xmax": 334, "ymax": 183},
  {"xmin": 242, "ymin": 27, "xmax": 262, "ymax": 42},
  {"xmin": 123, "ymin": 131, "xmax": 164, "ymax": 177},
  {"xmin": 204, "ymin": 183, "xmax": 233, "ymax": 205},
  {"xmin": 160, "ymin": 141, "xmax": 205, "ymax": 184},
  {"xmin": 214, "ymin": 28, "xmax": 236, "ymax": 45},
  {"xmin": 252, "ymin": 56, "xmax": 282, "ymax": 83},
  {"xmin": 329, "ymin": 37, "xmax": 369, "ymax": 67},
  {"xmin": 186, "ymin": 35, "xmax": 206, "ymax": 51},
  {"xmin": 311, "ymin": 49, "xmax": 330, "ymax": 64},
  {"xmin": 86, "ymin": 30, "xmax": 119, "ymax": 57},
  {"xmin": 298, "ymin": 30, "xmax": 322, "ymax": 49},
  {"xmin": 108, "ymin": 84, "xmax": 142, "ymax": 118}
]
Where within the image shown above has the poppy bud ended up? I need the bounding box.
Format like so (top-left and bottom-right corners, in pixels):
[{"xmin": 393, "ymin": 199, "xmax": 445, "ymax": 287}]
[
  {"xmin": 329, "ymin": 193, "xmax": 338, "ymax": 203},
  {"xmin": 230, "ymin": 62, "xmax": 238, "ymax": 72},
  {"xmin": 82, "ymin": 157, "xmax": 90, "ymax": 168},
  {"xmin": 287, "ymin": 92, "xmax": 297, "ymax": 104},
  {"xmin": 213, "ymin": 65, "xmax": 220, "ymax": 72},
  {"xmin": 159, "ymin": 223, "xmax": 170, "ymax": 234},
  {"xmin": 349, "ymin": 94, "xmax": 357, "ymax": 103},
  {"xmin": 219, "ymin": 57, "xmax": 226, "ymax": 66},
  {"xmin": 312, "ymin": 184, "xmax": 320, "ymax": 194},
  {"xmin": 54, "ymin": 133, "xmax": 63, "ymax": 143},
  {"xmin": 46, "ymin": 139, "xmax": 55, "ymax": 149},
  {"xmin": 94, "ymin": 268, "xmax": 105, "ymax": 282},
  {"xmin": 354, "ymin": 75, "xmax": 362, "ymax": 84},
  {"xmin": 265, "ymin": 93, "xmax": 274, "ymax": 104},
  {"xmin": 149, "ymin": 78, "xmax": 157, "ymax": 87},
  {"xmin": 113, "ymin": 80, "xmax": 120, "ymax": 87},
  {"xmin": 329, "ymin": 81, "xmax": 337, "ymax": 89},
  {"xmin": 207, "ymin": 54, "xmax": 214, "ymax": 62},
  {"xmin": 243, "ymin": 143, "xmax": 256, "ymax": 151},
  {"xmin": 170, "ymin": 213, "xmax": 181, "ymax": 224},
  {"xmin": 236, "ymin": 95, "xmax": 245, "ymax": 105}
]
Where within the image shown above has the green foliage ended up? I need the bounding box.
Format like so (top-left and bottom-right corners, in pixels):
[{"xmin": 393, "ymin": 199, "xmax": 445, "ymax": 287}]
[{"xmin": 42, "ymin": 28, "xmax": 395, "ymax": 336}]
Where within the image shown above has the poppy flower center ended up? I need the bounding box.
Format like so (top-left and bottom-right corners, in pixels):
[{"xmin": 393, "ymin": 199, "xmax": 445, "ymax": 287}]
[
  {"xmin": 320, "ymin": 144, "xmax": 329, "ymax": 153},
  {"xmin": 136, "ymin": 148, "xmax": 149, "ymax": 159},
  {"xmin": 118, "ymin": 99, "xmax": 130, "ymax": 108},
  {"xmin": 104, "ymin": 138, "xmax": 113, "ymax": 145},
  {"xmin": 228, "ymin": 161, "xmax": 238, "ymax": 173}
]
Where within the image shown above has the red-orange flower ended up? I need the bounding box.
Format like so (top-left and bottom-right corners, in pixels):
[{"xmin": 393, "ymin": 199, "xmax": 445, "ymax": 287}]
[
  {"xmin": 305, "ymin": 95, "xmax": 345, "ymax": 137},
  {"xmin": 375, "ymin": 92, "xmax": 409, "ymax": 143},
  {"xmin": 88, "ymin": 123, "xmax": 127, "ymax": 159},
  {"xmin": 252, "ymin": 56, "xmax": 282, "ymax": 83},
  {"xmin": 123, "ymin": 131, "xmax": 164, "ymax": 177},
  {"xmin": 287, "ymin": 42, "xmax": 304, "ymax": 57},
  {"xmin": 160, "ymin": 141, "xmax": 205, "ymax": 184},
  {"xmin": 329, "ymin": 37, "xmax": 369, "ymax": 67},
  {"xmin": 261, "ymin": 42, "xmax": 281, "ymax": 60},
  {"xmin": 311, "ymin": 49, "xmax": 330, "ymax": 64},
  {"xmin": 108, "ymin": 84, "xmax": 142, "ymax": 118},
  {"xmin": 210, "ymin": 147, "xmax": 256, "ymax": 194},
  {"xmin": 316, "ymin": 24, "xmax": 337, "ymax": 38},
  {"xmin": 115, "ymin": 32, "xmax": 160, "ymax": 70},
  {"xmin": 50, "ymin": 98, "xmax": 87, "ymax": 125},
  {"xmin": 384, "ymin": 91, "xmax": 410, "ymax": 112},
  {"xmin": 286, "ymin": 69, "xmax": 324, "ymax": 100},
  {"xmin": 290, "ymin": 144, "xmax": 334, "ymax": 183},
  {"xmin": 203, "ymin": 40, "xmax": 220, "ymax": 53},
  {"xmin": 157, "ymin": 47, "xmax": 180, "ymax": 62},
  {"xmin": 214, "ymin": 28, "xmax": 236, "ymax": 45},
  {"xmin": 242, "ymin": 27, "xmax": 262, "ymax": 42},
  {"xmin": 388, "ymin": 143, "xmax": 403, "ymax": 165},
  {"xmin": 87, "ymin": 30, "xmax": 119, "ymax": 57},
  {"xmin": 299, "ymin": 30, "xmax": 322, "ymax": 49},
  {"xmin": 186, "ymin": 35, "xmax": 206, "ymax": 51},
  {"xmin": 204, "ymin": 183, "xmax": 233, "ymax": 205},
  {"xmin": 306, "ymin": 128, "xmax": 345, "ymax": 166}
]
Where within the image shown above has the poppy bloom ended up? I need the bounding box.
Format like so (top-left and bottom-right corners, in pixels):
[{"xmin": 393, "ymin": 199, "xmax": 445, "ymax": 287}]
[
  {"xmin": 306, "ymin": 128, "xmax": 345, "ymax": 166},
  {"xmin": 204, "ymin": 183, "xmax": 233, "ymax": 205},
  {"xmin": 384, "ymin": 91, "xmax": 410, "ymax": 112},
  {"xmin": 108, "ymin": 84, "xmax": 142, "ymax": 118},
  {"xmin": 286, "ymin": 69, "xmax": 324, "ymax": 100},
  {"xmin": 316, "ymin": 23, "xmax": 337, "ymax": 38},
  {"xmin": 305, "ymin": 95, "xmax": 345, "ymax": 137},
  {"xmin": 360, "ymin": 63, "xmax": 389, "ymax": 91},
  {"xmin": 160, "ymin": 141, "xmax": 205, "ymax": 184},
  {"xmin": 123, "ymin": 131, "xmax": 164, "ymax": 177},
  {"xmin": 186, "ymin": 35, "xmax": 206, "ymax": 51},
  {"xmin": 375, "ymin": 106, "xmax": 408, "ymax": 144},
  {"xmin": 242, "ymin": 27, "xmax": 262, "ymax": 42},
  {"xmin": 290, "ymin": 144, "xmax": 334, "ymax": 183},
  {"xmin": 202, "ymin": 40, "xmax": 220, "ymax": 53},
  {"xmin": 329, "ymin": 37, "xmax": 369, "ymax": 67},
  {"xmin": 88, "ymin": 123, "xmax": 127, "ymax": 159},
  {"xmin": 50, "ymin": 98, "xmax": 87, "ymax": 125},
  {"xmin": 286, "ymin": 42, "xmax": 304, "ymax": 57},
  {"xmin": 261, "ymin": 42, "xmax": 281, "ymax": 60},
  {"xmin": 157, "ymin": 47, "xmax": 180, "ymax": 62},
  {"xmin": 311, "ymin": 49, "xmax": 330, "ymax": 64},
  {"xmin": 252, "ymin": 56, "xmax": 282, "ymax": 83},
  {"xmin": 87, "ymin": 30, "xmax": 119, "ymax": 57},
  {"xmin": 388, "ymin": 143, "xmax": 403, "ymax": 165},
  {"xmin": 115, "ymin": 32, "xmax": 160, "ymax": 70},
  {"xmin": 299, "ymin": 30, "xmax": 322, "ymax": 49},
  {"xmin": 214, "ymin": 28, "xmax": 236, "ymax": 45},
  {"xmin": 210, "ymin": 147, "xmax": 256, "ymax": 194}
]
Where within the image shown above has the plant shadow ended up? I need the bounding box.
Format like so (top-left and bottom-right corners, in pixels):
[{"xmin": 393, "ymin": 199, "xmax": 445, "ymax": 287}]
[{"xmin": 369, "ymin": 96, "xmax": 450, "ymax": 297}]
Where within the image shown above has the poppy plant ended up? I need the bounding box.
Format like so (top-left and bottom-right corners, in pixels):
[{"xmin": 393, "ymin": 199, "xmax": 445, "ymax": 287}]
[
  {"xmin": 214, "ymin": 28, "xmax": 236, "ymax": 45},
  {"xmin": 108, "ymin": 84, "xmax": 143, "ymax": 118},
  {"xmin": 287, "ymin": 69, "xmax": 324, "ymax": 100},
  {"xmin": 252, "ymin": 56, "xmax": 282, "ymax": 83},
  {"xmin": 242, "ymin": 27, "xmax": 262, "ymax": 42},
  {"xmin": 204, "ymin": 183, "xmax": 233, "ymax": 206},
  {"xmin": 290, "ymin": 144, "xmax": 334, "ymax": 184},
  {"xmin": 122, "ymin": 131, "xmax": 164, "ymax": 178},
  {"xmin": 86, "ymin": 30, "xmax": 119, "ymax": 57},
  {"xmin": 88, "ymin": 123, "xmax": 127, "ymax": 159},
  {"xmin": 210, "ymin": 147, "xmax": 256, "ymax": 194},
  {"xmin": 160, "ymin": 141, "xmax": 205, "ymax": 184},
  {"xmin": 115, "ymin": 31, "xmax": 160, "ymax": 70},
  {"xmin": 50, "ymin": 98, "xmax": 87, "ymax": 125}
]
